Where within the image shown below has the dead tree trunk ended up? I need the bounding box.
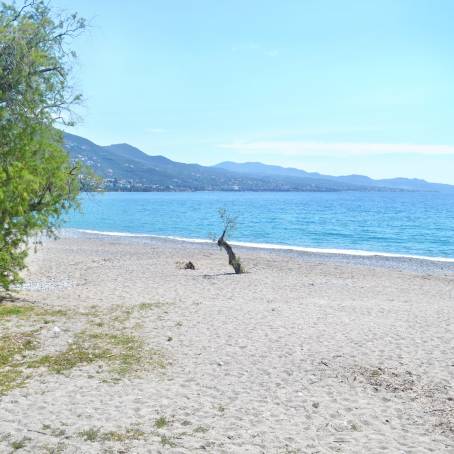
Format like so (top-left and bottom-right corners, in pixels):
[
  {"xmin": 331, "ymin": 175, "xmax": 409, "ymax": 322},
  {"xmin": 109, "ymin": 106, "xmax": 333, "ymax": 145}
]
[{"xmin": 217, "ymin": 229, "xmax": 243, "ymax": 274}]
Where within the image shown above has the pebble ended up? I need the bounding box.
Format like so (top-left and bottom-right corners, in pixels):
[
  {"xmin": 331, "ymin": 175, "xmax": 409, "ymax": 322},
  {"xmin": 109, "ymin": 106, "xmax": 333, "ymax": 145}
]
[{"xmin": 52, "ymin": 326, "xmax": 62, "ymax": 335}]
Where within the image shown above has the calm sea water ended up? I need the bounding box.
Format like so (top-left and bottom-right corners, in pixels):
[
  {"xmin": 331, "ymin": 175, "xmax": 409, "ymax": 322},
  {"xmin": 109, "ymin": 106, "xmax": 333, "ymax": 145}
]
[{"xmin": 65, "ymin": 192, "xmax": 454, "ymax": 260}]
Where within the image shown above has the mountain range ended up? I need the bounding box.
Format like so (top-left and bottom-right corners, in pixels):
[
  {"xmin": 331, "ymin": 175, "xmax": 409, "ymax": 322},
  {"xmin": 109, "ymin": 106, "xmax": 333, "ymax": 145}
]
[{"xmin": 64, "ymin": 132, "xmax": 454, "ymax": 193}]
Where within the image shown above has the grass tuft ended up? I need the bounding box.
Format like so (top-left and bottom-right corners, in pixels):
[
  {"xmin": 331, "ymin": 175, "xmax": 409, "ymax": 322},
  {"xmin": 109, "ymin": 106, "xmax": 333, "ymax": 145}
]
[
  {"xmin": 28, "ymin": 331, "xmax": 164, "ymax": 377},
  {"xmin": 154, "ymin": 416, "xmax": 168, "ymax": 429},
  {"xmin": 0, "ymin": 369, "xmax": 25, "ymax": 395},
  {"xmin": 0, "ymin": 303, "xmax": 66, "ymax": 320},
  {"xmin": 78, "ymin": 427, "xmax": 146, "ymax": 443},
  {"xmin": 102, "ymin": 427, "xmax": 146, "ymax": 442},
  {"xmin": 0, "ymin": 332, "xmax": 37, "ymax": 368},
  {"xmin": 0, "ymin": 332, "xmax": 37, "ymax": 395},
  {"xmin": 0, "ymin": 305, "xmax": 34, "ymax": 318},
  {"xmin": 11, "ymin": 437, "xmax": 30, "ymax": 450},
  {"xmin": 160, "ymin": 434, "xmax": 176, "ymax": 447},
  {"xmin": 78, "ymin": 427, "xmax": 100, "ymax": 442},
  {"xmin": 28, "ymin": 343, "xmax": 109, "ymax": 374}
]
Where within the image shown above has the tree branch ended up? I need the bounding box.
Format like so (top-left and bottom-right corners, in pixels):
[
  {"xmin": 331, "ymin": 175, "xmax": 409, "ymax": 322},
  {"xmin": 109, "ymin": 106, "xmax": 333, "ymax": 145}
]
[{"xmin": 5, "ymin": 1, "xmax": 36, "ymax": 25}]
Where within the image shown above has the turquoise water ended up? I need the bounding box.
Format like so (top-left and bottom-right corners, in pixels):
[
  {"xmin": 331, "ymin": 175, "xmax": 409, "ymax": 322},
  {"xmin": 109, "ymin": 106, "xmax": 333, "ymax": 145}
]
[{"xmin": 66, "ymin": 192, "xmax": 454, "ymax": 260}]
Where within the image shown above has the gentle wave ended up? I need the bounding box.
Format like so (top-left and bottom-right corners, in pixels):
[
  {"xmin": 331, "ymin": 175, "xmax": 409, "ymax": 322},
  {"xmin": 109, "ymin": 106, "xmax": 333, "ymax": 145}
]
[{"xmin": 69, "ymin": 229, "xmax": 454, "ymax": 263}]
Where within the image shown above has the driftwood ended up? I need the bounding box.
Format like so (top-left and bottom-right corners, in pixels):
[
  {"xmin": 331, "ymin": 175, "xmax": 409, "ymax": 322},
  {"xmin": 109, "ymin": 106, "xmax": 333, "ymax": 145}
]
[{"xmin": 217, "ymin": 229, "xmax": 243, "ymax": 274}]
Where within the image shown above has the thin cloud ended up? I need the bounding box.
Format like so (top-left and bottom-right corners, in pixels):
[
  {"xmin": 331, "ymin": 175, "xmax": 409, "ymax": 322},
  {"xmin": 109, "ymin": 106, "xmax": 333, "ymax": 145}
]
[{"xmin": 218, "ymin": 141, "xmax": 454, "ymax": 156}]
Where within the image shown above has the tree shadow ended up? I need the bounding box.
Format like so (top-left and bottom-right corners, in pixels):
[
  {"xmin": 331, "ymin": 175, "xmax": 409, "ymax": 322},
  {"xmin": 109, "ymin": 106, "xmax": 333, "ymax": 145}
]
[
  {"xmin": 201, "ymin": 272, "xmax": 237, "ymax": 278},
  {"xmin": 0, "ymin": 292, "xmax": 24, "ymax": 304}
]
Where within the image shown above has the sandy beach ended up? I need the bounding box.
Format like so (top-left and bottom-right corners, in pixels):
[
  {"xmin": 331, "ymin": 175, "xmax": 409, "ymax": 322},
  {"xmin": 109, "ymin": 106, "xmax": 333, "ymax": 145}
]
[{"xmin": 1, "ymin": 232, "xmax": 453, "ymax": 453}]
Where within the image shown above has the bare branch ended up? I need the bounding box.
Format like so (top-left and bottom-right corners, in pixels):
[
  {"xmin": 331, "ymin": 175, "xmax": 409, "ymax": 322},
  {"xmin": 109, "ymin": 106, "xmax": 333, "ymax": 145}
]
[
  {"xmin": 35, "ymin": 66, "xmax": 64, "ymax": 76},
  {"xmin": 5, "ymin": 0, "xmax": 36, "ymax": 25}
]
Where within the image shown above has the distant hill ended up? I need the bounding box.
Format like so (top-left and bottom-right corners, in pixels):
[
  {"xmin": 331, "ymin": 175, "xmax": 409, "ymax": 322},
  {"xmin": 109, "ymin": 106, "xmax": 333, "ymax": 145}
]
[
  {"xmin": 65, "ymin": 133, "xmax": 259, "ymax": 191},
  {"xmin": 64, "ymin": 132, "xmax": 454, "ymax": 192},
  {"xmin": 214, "ymin": 161, "xmax": 324, "ymax": 179},
  {"xmin": 215, "ymin": 161, "xmax": 454, "ymax": 193}
]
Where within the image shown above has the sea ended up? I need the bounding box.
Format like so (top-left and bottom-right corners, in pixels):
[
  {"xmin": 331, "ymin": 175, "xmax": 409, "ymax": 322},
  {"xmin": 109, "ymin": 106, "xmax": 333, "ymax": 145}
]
[{"xmin": 65, "ymin": 191, "xmax": 454, "ymax": 261}]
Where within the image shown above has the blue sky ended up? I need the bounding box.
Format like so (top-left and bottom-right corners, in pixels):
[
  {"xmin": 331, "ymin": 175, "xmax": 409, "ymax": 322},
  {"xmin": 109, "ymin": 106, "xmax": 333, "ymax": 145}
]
[{"xmin": 55, "ymin": 0, "xmax": 454, "ymax": 183}]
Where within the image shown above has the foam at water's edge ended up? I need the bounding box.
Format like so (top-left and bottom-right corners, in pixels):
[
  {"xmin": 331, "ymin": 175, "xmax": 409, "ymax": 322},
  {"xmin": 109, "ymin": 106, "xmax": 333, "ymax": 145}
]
[{"xmin": 66, "ymin": 229, "xmax": 454, "ymax": 263}]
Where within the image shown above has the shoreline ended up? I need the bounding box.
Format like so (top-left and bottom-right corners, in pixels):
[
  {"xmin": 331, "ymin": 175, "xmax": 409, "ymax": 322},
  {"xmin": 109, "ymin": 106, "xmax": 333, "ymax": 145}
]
[{"xmin": 62, "ymin": 228, "xmax": 454, "ymax": 275}]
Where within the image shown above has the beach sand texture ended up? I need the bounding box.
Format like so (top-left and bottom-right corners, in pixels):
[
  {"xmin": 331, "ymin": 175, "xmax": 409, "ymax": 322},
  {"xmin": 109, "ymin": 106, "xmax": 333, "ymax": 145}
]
[{"xmin": 0, "ymin": 234, "xmax": 453, "ymax": 453}]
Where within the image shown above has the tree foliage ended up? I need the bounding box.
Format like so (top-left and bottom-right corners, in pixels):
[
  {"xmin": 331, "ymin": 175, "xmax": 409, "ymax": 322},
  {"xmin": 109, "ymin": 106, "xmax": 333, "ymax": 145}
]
[
  {"xmin": 0, "ymin": 1, "xmax": 89, "ymax": 290},
  {"xmin": 218, "ymin": 208, "xmax": 237, "ymax": 239}
]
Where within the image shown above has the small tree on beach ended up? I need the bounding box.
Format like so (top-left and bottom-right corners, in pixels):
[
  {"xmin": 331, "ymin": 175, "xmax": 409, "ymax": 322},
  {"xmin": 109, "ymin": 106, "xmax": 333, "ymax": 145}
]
[
  {"xmin": 216, "ymin": 208, "xmax": 245, "ymax": 274},
  {"xmin": 0, "ymin": 1, "xmax": 91, "ymax": 291}
]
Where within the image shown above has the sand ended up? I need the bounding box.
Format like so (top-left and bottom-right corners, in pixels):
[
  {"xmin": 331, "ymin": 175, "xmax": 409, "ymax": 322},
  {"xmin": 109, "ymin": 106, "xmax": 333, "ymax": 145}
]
[{"xmin": 0, "ymin": 231, "xmax": 453, "ymax": 453}]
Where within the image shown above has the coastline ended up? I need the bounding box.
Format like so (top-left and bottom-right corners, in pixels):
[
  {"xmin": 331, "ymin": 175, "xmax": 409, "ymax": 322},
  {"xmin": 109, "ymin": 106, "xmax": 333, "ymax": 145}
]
[
  {"xmin": 63, "ymin": 228, "xmax": 454, "ymax": 274},
  {"xmin": 1, "ymin": 233, "xmax": 453, "ymax": 452}
]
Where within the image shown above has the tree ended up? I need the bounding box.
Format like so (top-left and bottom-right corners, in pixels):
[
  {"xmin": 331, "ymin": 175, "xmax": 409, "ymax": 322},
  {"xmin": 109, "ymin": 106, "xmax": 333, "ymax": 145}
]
[
  {"xmin": 0, "ymin": 1, "xmax": 89, "ymax": 291},
  {"xmin": 216, "ymin": 208, "xmax": 245, "ymax": 274}
]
